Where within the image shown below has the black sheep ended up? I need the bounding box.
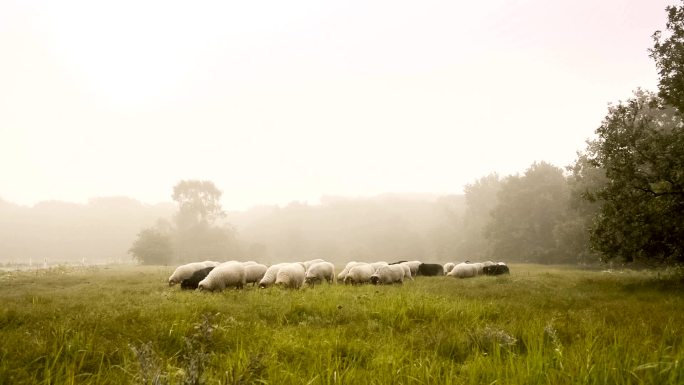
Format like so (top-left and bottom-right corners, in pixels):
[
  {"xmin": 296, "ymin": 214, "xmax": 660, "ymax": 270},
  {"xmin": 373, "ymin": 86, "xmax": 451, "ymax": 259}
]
[
  {"xmin": 417, "ymin": 263, "xmax": 444, "ymax": 276},
  {"xmin": 483, "ymin": 264, "xmax": 510, "ymax": 276},
  {"xmin": 180, "ymin": 266, "xmax": 215, "ymax": 290}
]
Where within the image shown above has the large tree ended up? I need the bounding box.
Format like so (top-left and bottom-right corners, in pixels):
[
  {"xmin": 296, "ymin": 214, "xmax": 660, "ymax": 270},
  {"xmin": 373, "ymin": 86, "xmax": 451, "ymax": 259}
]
[
  {"xmin": 172, "ymin": 180, "xmax": 226, "ymax": 229},
  {"xmin": 580, "ymin": 91, "xmax": 684, "ymax": 264},
  {"xmin": 486, "ymin": 162, "xmax": 572, "ymax": 263},
  {"xmin": 651, "ymin": 1, "xmax": 684, "ymax": 114},
  {"xmin": 457, "ymin": 173, "xmax": 502, "ymax": 260},
  {"xmin": 130, "ymin": 180, "xmax": 241, "ymax": 264},
  {"xmin": 128, "ymin": 228, "xmax": 173, "ymax": 265}
]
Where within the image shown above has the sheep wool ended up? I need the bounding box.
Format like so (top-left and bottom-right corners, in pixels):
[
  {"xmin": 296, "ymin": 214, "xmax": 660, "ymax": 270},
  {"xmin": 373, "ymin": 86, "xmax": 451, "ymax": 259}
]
[
  {"xmin": 275, "ymin": 263, "xmax": 306, "ymax": 289},
  {"xmin": 198, "ymin": 261, "xmax": 246, "ymax": 291},
  {"xmin": 447, "ymin": 263, "xmax": 478, "ymax": 278},
  {"xmin": 169, "ymin": 261, "xmax": 218, "ymax": 286},
  {"xmin": 244, "ymin": 263, "xmax": 268, "ymax": 286},
  {"xmin": 259, "ymin": 263, "xmax": 288, "ymax": 288},
  {"xmin": 344, "ymin": 263, "xmax": 375, "ymax": 285},
  {"xmin": 305, "ymin": 261, "xmax": 335, "ymax": 285}
]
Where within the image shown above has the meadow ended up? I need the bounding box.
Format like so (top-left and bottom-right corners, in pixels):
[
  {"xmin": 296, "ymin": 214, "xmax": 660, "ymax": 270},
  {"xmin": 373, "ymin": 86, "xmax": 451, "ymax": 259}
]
[{"xmin": 0, "ymin": 264, "xmax": 683, "ymax": 385}]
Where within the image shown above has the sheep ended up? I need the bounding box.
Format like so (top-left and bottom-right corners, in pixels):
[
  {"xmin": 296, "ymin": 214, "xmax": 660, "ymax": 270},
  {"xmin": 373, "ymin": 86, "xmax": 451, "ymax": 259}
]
[
  {"xmin": 344, "ymin": 263, "xmax": 375, "ymax": 285},
  {"xmin": 399, "ymin": 262, "xmax": 413, "ymax": 281},
  {"xmin": 259, "ymin": 263, "xmax": 288, "ymax": 288},
  {"xmin": 418, "ymin": 263, "xmax": 444, "ymax": 276},
  {"xmin": 388, "ymin": 260, "xmax": 408, "ymax": 265},
  {"xmin": 447, "ymin": 262, "xmax": 478, "ymax": 278},
  {"xmin": 405, "ymin": 261, "xmax": 421, "ymax": 277},
  {"xmin": 337, "ymin": 261, "xmax": 363, "ymax": 283},
  {"xmin": 168, "ymin": 261, "xmax": 220, "ymax": 286},
  {"xmin": 370, "ymin": 261, "xmax": 389, "ymax": 273},
  {"xmin": 244, "ymin": 263, "xmax": 268, "ymax": 286},
  {"xmin": 303, "ymin": 259, "xmax": 326, "ymax": 270},
  {"xmin": 197, "ymin": 261, "xmax": 246, "ymax": 291},
  {"xmin": 483, "ymin": 262, "xmax": 510, "ymax": 276},
  {"xmin": 443, "ymin": 262, "xmax": 456, "ymax": 274},
  {"xmin": 180, "ymin": 266, "xmax": 215, "ymax": 290},
  {"xmin": 370, "ymin": 264, "xmax": 405, "ymax": 285},
  {"xmin": 470, "ymin": 262, "xmax": 486, "ymax": 275},
  {"xmin": 275, "ymin": 263, "xmax": 306, "ymax": 289},
  {"xmin": 305, "ymin": 261, "xmax": 335, "ymax": 286}
]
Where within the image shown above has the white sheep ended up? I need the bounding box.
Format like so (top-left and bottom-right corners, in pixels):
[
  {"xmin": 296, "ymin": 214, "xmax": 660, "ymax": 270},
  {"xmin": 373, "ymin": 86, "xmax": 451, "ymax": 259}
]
[
  {"xmin": 197, "ymin": 261, "xmax": 246, "ymax": 291},
  {"xmin": 370, "ymin": 261, "xmax": 389, "ymax": 273},
  {"xmin": 405, "ymin": 260, "xmax": 421, "ymax": 277},
  {"xmin": 398, "ymin": 262, "xmax": 413, "ymax": 280},
  {"xmin": 259, "ymin": 263, "xmax": 288, "ymax": 288},
  {"xmin": 275, "ymin": 263, "xmax": 306, "ymax": 289},
  {"xmin": 447, "ymin": 262, "xmax": 478, "ymax": 278},
  {"xmin": 344, "ymin": 263, "xmax": 375, "ymax": 285},
  {"xmin": 443, "ymin": 262, "xmax": 456, "ymax": 274},
  {"xmin": 303, "ymin": 258, "xmax": 326, "ymax": 270},
  {"xmin": 244, "ymin": 263, "xmax": 268, "ymax": 286},
  {"xmin": 305, "ymin": 261, "xmax": 335, "ymax": 285},
  {"xmin": 337, "ymin": 261, "xmax": 362, "ymax": 283},
  {"xmin": 370, "ymin": 264, "xmax": 405, "ymax": 285},
  {"xmin": 168, "ymin": 261, "xmax": 220, "ymax": 286}
]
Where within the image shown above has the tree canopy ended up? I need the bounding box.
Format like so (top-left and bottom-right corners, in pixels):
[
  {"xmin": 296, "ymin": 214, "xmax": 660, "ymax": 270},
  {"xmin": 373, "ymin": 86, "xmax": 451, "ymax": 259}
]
[{"xmin": 579, "ymin": 91, "xmax": 684, "ymax": 264}]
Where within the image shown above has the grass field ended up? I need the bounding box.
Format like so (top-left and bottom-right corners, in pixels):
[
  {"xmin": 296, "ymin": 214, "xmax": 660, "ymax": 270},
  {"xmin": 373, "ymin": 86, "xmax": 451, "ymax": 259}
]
[{"xmin": 1, "ymin": 264, "xmax": 683, "ymax": 384}]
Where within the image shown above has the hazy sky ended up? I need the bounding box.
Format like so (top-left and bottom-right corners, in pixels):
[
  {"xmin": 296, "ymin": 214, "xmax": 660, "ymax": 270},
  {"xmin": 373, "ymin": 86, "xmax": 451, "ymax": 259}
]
[{"xmin": 0, "ymin": 0, "xmax": 675, "ymax": 210}]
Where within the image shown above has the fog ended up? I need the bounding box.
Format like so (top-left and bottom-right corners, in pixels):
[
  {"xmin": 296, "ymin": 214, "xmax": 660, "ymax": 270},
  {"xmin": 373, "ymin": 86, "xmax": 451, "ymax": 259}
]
[
  {"xmin": 0, "ymin": 194, "xmax": 464, "ymax": 266},
  {"xmin": 0, "ymin": 0, "xmax": 671, "ymax": 210},
  {"xmin": 0, "ymin": 1, "xmax": 675, "ymax": 266}
]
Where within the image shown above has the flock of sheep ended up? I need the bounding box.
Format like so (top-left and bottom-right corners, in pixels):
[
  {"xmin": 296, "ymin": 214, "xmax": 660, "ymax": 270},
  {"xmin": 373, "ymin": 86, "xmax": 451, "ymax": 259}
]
[{"xmin": 168, "ymin": 259, "xmax": 510, "ymax": 292}]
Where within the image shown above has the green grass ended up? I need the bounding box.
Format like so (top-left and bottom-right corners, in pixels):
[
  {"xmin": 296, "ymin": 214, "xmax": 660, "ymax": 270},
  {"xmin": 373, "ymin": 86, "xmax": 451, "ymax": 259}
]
[{"xmin": 1, "ymin": 264, "xmax": 683, "ymax": 384}]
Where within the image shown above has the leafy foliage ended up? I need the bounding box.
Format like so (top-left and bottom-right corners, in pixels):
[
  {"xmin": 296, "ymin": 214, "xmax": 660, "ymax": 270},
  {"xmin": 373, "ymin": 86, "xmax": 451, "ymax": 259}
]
[
  {"xmin": 128, "ymin": 228, "xmax": 173, "ymax": 265},
  {"xmin": 580, "ymin": 91, "xmax": 684, "ymax": 264},
  {"xmin": 650, "ymin": 1, "xmax": 684, "ymax": 114},
  {"xmin": 485, "ymin": 162, "xmax": 574, "ymax": 263},
  {"xmin": 130, "ymin": 180, "xmax": 240, "ymax": 264},
  {"xmin": 172, "ymin": 180, "xmax": 226, "ymax": 229}
]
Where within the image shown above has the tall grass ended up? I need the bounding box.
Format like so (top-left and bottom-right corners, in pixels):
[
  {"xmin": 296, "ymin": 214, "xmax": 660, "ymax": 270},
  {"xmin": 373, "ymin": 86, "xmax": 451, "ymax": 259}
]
[{"xmin": 0, "ymin": 264, "xmax": 682, "ymax": 384}]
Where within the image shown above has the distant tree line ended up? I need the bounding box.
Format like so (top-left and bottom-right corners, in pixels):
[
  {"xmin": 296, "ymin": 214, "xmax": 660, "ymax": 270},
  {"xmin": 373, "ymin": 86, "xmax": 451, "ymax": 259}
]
[{"xmin": 129, "ymin": 181, "xmax": 242, "ymax": 265}]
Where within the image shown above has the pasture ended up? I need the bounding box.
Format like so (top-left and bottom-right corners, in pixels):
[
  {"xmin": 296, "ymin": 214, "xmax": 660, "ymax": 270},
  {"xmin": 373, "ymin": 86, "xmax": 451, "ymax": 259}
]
[{"xmin": 0, "ymin": 264, "xmax": 683, "ymax": 384}]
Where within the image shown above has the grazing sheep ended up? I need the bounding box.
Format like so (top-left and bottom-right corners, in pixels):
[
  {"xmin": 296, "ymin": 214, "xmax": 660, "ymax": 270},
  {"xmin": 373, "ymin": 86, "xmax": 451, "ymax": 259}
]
[
  {"xmin": 370, "ymin": 264, "xmax": 405, "ymax": 285},
  {"xmin": 471, "ymin": 262, "xmax": 486, "ymax": 275},
  {"xmin": 443, "ymin": 262, "xmax": 456, "ymax": 274},
  {"xmin": 370, "ymin": 261, "xmax": 389, "ymax": 273},
  {"xmin": 180, "ymin": 266, "xmax": 215, "ymax": 290},
  {"xmin": 305, "ymin": 261, "xmax": 335, "ymax": 286},
  {"xmin": 275, "ymin": 263, "xmax": 306, "ymax": 289},
  {"xmin": 398, "ymin": 262, "xmax": 413, "ymax": 281},
  {"xmin": 405, "ymin": 261, "xmax": 421, "ymax": 277},
  {"xmin": 447, "ymin": 262, "xmax": 478, "ymax": 278},
  {"xmin": 303, "ymin": 259, "xmax": 326, "ymax": 270},
  {"xmin": 418, "ymin": 263, "xmax": 444, "ymax": 276},
  {"xmin": 344, "ymin": 263, "xmax": 375, "ymax": 285},
  {"xmin": 259, "ymin": 263, "xmax": 288, "ymax": 288},
  {"xmin": 168, "ymin": 261, "xmax": 220, "ymax": 286},
  {"xmin": 197, "ymin": 261, "xmax": 246, "ymax": 291},
  {"xmin": 244, "ymin": 263, "xmax": 268, "ymax": 286},
  {"xmin": 337, "ymin": 261, "xmax": 362, "ymax": 283},
  {"xmin": 483, "ymin": 263, "xmax": 510, "ymax": 276}
]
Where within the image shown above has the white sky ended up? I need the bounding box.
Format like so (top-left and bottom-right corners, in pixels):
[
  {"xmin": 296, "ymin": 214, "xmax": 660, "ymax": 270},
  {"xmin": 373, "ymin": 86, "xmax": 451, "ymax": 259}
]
[{"xmin": 0, "ymin": 0, "xmax": 676, "ymax": 210}]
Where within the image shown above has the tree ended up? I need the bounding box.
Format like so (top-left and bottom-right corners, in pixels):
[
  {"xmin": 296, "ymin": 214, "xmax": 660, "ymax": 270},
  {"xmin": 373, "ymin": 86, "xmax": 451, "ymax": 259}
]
[
  {"xmin": 486, "ymin": 162, "xmax": 572, "ymax": 263},
  {"xmin": 129, "ymin": 228, "xmax": 173, "ymax": 265},
  {"xmin": 564, "ymin": 149, "xmax": 607, "ymax": 264},
  {"xmin": 650, "ymin": 1, "xmax": 684, "ymax": 114},
  {"xmin": 580, "ymin": 90, "xmax": 684, "ymax": 264},
  {"xmin": 172, "ymin": 180, "xmax": 225, "ymax": 229},
  {"xmin": 457, "ymin": 173, "xmax": 502, "ymax": 260}
]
